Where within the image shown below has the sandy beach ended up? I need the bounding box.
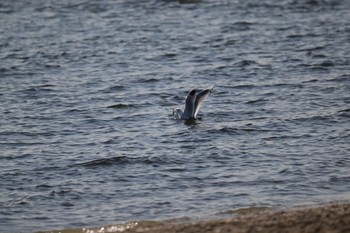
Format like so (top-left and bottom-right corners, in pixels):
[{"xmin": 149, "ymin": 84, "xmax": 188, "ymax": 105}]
[
  {"xmin": 37, "ymin": 202, "xmax": 350, "ymax": 233},
  {"xmin": 120, "ymin": 202, "xmax": 350, "ymax": 233}
]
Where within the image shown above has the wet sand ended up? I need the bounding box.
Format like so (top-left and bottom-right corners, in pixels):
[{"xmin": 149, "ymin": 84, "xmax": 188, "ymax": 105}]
[
  {"xmin": 123, "ymin": 203, "xmax": 350, "ymax": 233},
  {"xmin": 37, "ymin": 202, "xmax": 350, "ymax": 233}
]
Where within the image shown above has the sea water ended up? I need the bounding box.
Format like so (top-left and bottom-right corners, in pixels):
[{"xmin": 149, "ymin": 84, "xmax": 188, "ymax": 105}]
[{"xmin": 1, "ymin": 0, "xmax": 350, "ymax": 232}]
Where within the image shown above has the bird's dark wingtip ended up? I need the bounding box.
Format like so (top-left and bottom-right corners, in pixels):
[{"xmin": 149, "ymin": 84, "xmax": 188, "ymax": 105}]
[{"xmin": 189, "ymin": 89, "xmax": 197, "ymax": 96}]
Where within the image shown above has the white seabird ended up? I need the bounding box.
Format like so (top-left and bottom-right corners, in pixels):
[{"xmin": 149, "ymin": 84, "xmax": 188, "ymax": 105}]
[{"xmin": 173, "ymin": 86, "xmax": 214, "ymax": 120}]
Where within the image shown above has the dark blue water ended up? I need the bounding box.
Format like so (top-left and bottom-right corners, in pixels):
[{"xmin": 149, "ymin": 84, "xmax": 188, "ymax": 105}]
[{"xmin": 1, "ymin": 0, "xmax": 350, "ymax": 232}]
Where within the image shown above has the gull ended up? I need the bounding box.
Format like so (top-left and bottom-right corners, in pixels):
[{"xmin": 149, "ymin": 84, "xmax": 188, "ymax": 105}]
[{"xmin": 173, "ymin": 86, "xmax": 214, "ymax": 120}]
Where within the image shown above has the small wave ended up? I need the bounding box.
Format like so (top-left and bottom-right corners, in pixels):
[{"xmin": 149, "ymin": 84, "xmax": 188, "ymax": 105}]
[
  {"xmin": 234, "ymin": 60, "xmax": 257, "ymax": 67},
  {"xmin": 287, "ymin": 113, "xmax": 343, "ymax": 126},
  {"xmin": 210, "ymin": 126, "xmax": 270, "ymax": 136},
  {"xmin": 109, "ymin": 84, "xmax": 125, "ymax": 91},
  {"xmin": 338, "ymin": 108, "xmax": 350, "ymax": 118},
  {"xmin": 315, "ymin": 60, "xmax": 335, "ymax": 67},
  {"xmin": 246, "ymin": 98, "xmax": 268, "ymax": 105},
  {"xmin": 163, "ymin": 52, "xmax": 177, "ymax": 57},
  {"xmin": 134, "ymin": 78, "xmax": 160, "ymax": 83},
  {"xmin": 218, "ymin": 127, "xmax": 241, "ymax": 135},
  {"xmin": 79, "ymin": 156, "xmax": 130, "ymax": 167},
  {"xmin": 107, "ymin": 103, "xmax": 134, "ymax": 109},
  {"xmin": 230, "ymin": 84, "xmax": 257, "ymax": 89},
  {"xmin": 101, "ymin": 85, "xmax": 126, "ymax": 94},
  {"xmin": 296, "ymin": 45, "xmax": 327, "ymax": 52},
  {"xmin": 221, "ymin": 21, "xmax": 254, "ymax": 32},
  {"xmin": 21, "ymin": 84, "xmax": 55, "ymax": 93},
  {"xmin": 78, "ymin": 156, "xmax": 165, "ymax": 168},
  {"xmin": 295, "ymin": 63, "xmax": 330, "ymax": 71},
  {"xmin": 326, "ymin": 74, "xmax": 350, "ymax": 83}
]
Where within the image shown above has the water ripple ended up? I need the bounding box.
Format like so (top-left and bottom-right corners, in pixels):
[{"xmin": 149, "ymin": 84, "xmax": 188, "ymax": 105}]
[{"xmin": 1, "ymin": 0, "xmax": 350, "ymax": 232}]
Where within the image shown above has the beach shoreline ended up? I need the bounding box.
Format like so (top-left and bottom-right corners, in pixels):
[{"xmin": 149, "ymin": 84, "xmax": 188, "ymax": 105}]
[
  {"xmin": 38, "ymin": 202, "xmax": 350, "ymax": 233},
  {"xmin": 124, "ymin": 202, "xmax": 350, "ymax": 233}
]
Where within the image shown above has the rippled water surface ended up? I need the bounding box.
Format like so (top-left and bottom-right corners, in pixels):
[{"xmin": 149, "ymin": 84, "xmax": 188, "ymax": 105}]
[{"xmin": 1, "ymin": 0, "xmax": 350, "ymax": 232}]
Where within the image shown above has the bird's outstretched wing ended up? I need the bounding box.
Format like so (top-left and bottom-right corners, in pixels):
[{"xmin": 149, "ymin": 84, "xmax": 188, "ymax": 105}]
[
  {"xmin": 182, "ymin": 89, "xmax": 197, "ymax": 119},
  {"xmin": 193, "ymin": 86, "xmax": 213, "ymax": 118}
]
